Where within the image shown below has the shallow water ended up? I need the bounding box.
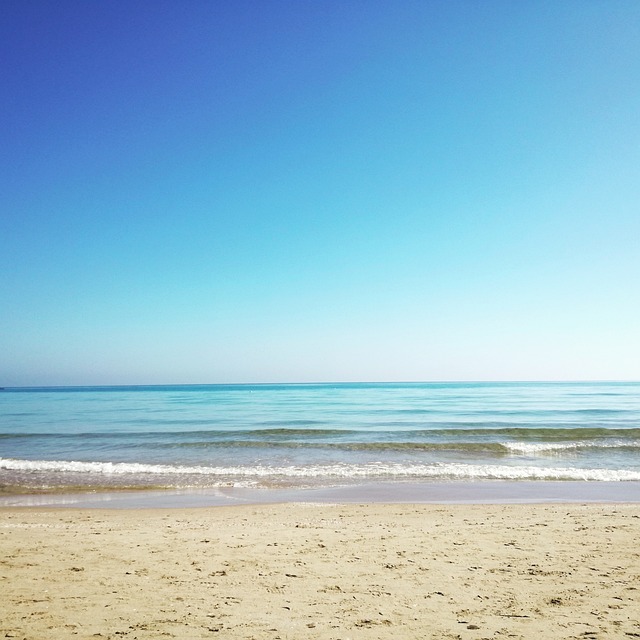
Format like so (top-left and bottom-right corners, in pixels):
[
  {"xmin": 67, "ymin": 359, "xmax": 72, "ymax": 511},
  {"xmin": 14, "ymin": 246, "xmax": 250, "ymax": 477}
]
[{"xmin": 1, "ymin": 382, "xmax": 640, "ymax": 492}]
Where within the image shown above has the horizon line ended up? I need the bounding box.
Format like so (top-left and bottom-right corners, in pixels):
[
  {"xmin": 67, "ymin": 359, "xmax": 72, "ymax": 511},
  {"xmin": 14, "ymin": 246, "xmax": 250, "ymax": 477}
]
[{"xmin": 2, "ymin": 379, "xmax": 639, "ymax": 390}]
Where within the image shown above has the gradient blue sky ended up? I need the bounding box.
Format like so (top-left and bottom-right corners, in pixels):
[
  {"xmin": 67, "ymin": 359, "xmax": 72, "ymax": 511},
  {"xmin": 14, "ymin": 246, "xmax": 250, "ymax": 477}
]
[{"xmin": 1, "ymin": 0, "xmax": 639, "ymax": 385}]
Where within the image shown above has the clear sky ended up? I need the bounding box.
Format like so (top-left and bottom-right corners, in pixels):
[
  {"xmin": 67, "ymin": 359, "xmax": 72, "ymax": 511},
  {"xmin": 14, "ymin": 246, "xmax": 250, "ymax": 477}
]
[{"xmin": 1, "ymin": 0, "xmax": 639, "ymax": 385}]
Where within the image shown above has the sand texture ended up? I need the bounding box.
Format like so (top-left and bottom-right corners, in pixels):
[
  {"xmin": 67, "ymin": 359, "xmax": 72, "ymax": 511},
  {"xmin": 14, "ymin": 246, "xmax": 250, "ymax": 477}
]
[{"xmin": 1, "ymin": 502, "xmax": 639, "ymax": 639}]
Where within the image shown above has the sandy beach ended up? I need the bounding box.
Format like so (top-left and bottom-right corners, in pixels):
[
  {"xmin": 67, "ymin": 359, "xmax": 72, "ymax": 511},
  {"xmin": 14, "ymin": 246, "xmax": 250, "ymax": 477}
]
[{"xmin": 1, "ymin": 502, "xmax": 639, "ymax": 639}]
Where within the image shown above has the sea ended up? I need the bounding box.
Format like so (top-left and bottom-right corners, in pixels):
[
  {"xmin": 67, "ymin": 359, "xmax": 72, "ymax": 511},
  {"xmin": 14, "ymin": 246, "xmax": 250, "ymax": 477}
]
[{"xmin": 1, "ymin": 382, "xmax": 640, "ymax": 506}]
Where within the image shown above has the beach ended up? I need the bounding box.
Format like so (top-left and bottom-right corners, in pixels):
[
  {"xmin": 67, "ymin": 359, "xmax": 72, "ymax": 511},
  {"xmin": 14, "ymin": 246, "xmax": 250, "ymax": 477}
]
[
  {"xmin": 1, "ymin": 502, "xmax": 639, "ymax": 639},
  {"xmin": 2, "ymin": 384, "xmax": 640, "ymax": 637}
]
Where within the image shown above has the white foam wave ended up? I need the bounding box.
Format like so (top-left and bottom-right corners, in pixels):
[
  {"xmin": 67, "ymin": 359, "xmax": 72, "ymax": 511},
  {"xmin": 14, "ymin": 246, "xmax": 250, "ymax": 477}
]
[
  {"xmin": 503, "ymin": 440, "xmax": 640, "ymax": 454},
  {"xmin": 1, "ymin": 458, "xmax": 639, "ymax": 482}
]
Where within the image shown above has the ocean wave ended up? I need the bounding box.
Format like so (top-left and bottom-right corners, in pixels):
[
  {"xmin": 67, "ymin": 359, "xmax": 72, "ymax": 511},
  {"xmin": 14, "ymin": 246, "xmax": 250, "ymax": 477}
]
[
  {"xmin": 5, "ymin": 435, "xmax": 634, "ymax": 456},
  {"xmin": 3, "ymin": 427, "xmax": 639, "ymax": 441},
  {"xmin": 141, "ymin": 440, "xmax": 510, "ymax": 452},
  {"xmin": 503, "ymin": 440, "xmax": 640, "ymax": 454},
  {"xmin": 162, "ymin": 439, "xmax": 640, "ymax": 454},
  {"xmin": 429, "ymin": 427, "xmax": 640, "ymax": 439},
  {"xmin": 1, "ymin": 458, "xmax": 639, "ymax": 482}
]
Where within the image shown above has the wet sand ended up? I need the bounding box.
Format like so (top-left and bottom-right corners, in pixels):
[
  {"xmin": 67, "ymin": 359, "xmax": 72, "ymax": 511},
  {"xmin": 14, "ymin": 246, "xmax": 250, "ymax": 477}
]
[
  {"xmin": 1, "ymin": 502, "xmax": 639, "ymax": 639},
  {"xmin": 2, "ymin": 480, "xmax": 640, "ymax": 509}
]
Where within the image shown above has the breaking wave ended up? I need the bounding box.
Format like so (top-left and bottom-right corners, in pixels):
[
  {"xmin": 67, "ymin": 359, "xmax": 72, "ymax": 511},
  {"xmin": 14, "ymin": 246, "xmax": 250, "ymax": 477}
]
[{"xmin": 2, "ymin": 458, "xmax": 639, "ymax": 482}]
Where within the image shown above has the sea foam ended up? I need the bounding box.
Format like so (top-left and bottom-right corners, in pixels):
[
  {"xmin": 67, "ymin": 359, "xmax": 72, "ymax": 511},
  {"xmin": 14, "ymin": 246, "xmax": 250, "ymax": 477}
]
[{"xmin": 2, "ymin": 458, "xmax": 639, "ymax": 482}]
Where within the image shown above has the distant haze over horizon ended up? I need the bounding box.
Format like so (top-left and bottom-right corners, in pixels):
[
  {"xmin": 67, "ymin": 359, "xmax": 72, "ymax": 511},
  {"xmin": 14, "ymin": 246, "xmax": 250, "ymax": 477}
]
[
  {"xmin": 3, "ymin": 380, "xmax": 639, "ymax": 390},
  {"xmin": 1, "ymin": 1, "xmax": 639, "ymax": 386}
]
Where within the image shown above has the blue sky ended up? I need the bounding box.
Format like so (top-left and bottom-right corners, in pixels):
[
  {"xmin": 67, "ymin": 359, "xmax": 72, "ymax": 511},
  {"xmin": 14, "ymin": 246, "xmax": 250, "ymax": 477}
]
[{"xmin": 1, "ymin": 0, "xmax": 639, "ymax": 385}]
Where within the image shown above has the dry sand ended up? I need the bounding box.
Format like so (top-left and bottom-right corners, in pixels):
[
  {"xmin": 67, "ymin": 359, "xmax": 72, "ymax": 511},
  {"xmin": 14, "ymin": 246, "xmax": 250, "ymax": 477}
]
[{"xmin": 1, "ymin": 502, "xmax": 639, "ymax": 639}]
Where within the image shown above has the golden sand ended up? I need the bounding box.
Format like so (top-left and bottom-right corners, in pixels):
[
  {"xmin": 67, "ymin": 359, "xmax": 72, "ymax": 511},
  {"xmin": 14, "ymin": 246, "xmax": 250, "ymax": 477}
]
[{"xmin": 1, "ymin": 503, "xmax": 639, "ymax": 639}]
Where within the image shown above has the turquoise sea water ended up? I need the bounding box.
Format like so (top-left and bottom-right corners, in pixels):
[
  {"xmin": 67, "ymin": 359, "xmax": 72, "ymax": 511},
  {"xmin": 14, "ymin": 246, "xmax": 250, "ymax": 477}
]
[{"xmin": 1, "ymin": 382, "xmax": 640, "ymax": 492}]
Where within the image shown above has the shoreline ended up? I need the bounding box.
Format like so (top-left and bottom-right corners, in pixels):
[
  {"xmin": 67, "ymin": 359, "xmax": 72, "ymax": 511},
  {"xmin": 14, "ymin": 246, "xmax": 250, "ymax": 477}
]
[
  {"xmin": 1, "ymin": 501, "xmax": 638, "ymax": 639},
  {"xmin": 2, "ymin": 479, "xmax": 640, "ymax": 509}
]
